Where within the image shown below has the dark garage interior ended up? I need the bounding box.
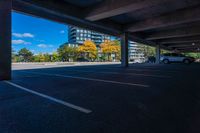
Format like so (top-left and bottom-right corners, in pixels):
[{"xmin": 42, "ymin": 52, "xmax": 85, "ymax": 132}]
[{"xmin": 1, "ymin": 0, "xmax": 200, "ymax": 133}]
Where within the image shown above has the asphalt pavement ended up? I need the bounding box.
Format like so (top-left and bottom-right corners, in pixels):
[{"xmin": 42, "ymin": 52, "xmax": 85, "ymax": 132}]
[{"xmin": 1, "ymin": 63, "xmax": 200, "ymax": 133}]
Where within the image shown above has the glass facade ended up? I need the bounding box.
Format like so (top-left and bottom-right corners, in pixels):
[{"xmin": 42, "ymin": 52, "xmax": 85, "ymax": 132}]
[
  {"xmin": 68, "ymin": 26, "xmax": 144, "ymax": 62},
  {"xmin": 68, "ymin": 26, "xmax": 111, "ymax": 45},
  {"xmin": 129, "ymin": 41, "xmax": 145, "ymax": 62}
]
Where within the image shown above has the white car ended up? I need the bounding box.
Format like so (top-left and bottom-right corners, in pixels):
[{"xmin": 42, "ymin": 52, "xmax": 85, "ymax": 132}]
[{"xmin": 160, "ymin": 53, "xmax": 195, "ymax": 64}]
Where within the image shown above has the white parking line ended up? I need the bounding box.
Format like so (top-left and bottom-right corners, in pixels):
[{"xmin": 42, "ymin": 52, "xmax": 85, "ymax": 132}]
[
  {"xmin": 4, "ymin": 81, "xmax": 92, "ymax": 114},
  {"xmin": 21, "ymin": 71, "xmax": 150, "ymax": 88}
]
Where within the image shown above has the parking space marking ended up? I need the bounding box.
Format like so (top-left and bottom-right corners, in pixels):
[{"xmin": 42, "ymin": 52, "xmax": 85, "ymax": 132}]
[
  {"xmin": 21, "ymin": 71, "xmax": 150, "ymax": 88},
  {"xmin": 4, "ymin": 81, "xmax": 92, "ymax": 114}
]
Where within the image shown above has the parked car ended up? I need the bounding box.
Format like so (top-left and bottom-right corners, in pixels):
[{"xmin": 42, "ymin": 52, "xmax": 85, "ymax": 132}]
[{"xmin": 160, "ymin": 53, "xmax": 195, "ymax": 64}]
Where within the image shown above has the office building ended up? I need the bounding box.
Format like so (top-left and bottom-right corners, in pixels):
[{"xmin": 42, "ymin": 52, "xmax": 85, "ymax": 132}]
[
  {"xmin": 68, "ymin": 26, "xmax": 144, "ymax": 62},
  {"xmin": 129, "ymin": 41, "xmax": 145, "ymax": 62},
  {"xmin": 68, "ymin": 26, "xmax": 111, "ymax": 45}
]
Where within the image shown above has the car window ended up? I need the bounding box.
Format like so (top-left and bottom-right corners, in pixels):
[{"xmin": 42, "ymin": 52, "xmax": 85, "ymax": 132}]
[
  {"xmin": 179, "ymin": 54, "xmax": 185, "ymax": 57},
  {"xmin": 164, "ymin": 53, "xmax": 171, "ymax": 56},
  {"xmin": 171, "ymin": 53, "xmax": 178, "ymax": 56}
]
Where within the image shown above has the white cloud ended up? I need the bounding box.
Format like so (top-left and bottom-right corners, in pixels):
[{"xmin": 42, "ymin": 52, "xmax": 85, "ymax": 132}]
[
  {"xmin": 12, "ymin": 39, "xmax": 31, "ymax": 45},
  {"xmin": 37, "ymin": 44, "xmax": 47, "ymax": 48},
  {"xmin": 37, "ymin": 44, "xmax": 54, "ymax": 48},
  {"xmin": 60, "ymin": 30, "xmax": 65, "ymax": 34},
  {"xmin": 31, "ymin": 50, "xmax": 35, "ymax": 53},
  {"xmin": 12, "ymin": 33, "xmax": 34, "ymax": 38},
  {"xmin": 35, "ymin": 39, "xmax": 45, "ymax": 42}
]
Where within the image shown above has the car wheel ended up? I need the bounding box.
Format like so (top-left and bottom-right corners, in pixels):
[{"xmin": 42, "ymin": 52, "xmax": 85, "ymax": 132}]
[
  {"xmin": 163, "ymin": 59, "xmax": 169, "ymax": 64},
  {"xmin": 183, "ymin": 59, "xmax": 190, "ymax": 64}
]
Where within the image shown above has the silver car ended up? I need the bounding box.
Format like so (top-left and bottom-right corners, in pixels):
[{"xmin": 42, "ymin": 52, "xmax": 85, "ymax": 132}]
[{"xmin": 160, "ymin": 53, "xmax": 195, "ymax": 64}]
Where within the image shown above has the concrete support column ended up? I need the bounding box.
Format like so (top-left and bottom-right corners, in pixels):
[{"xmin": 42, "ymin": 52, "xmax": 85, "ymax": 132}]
[
  {"xmin": 120, "ymin": 32, "xmax": 129, "ymax": 67},
  {"xmin": 156, "ymin": 44, "xmax": 160, "ymax": 64},
  {"xmin": 0, "ymin": 0, "xmax": 12, "ymax": 80}
]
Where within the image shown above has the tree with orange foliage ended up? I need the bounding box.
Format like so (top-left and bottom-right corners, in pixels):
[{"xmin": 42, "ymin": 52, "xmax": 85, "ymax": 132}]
[
  {"xmin": 100, "ymin": 40, "xmax": 120, "ymax": 61},
  {"xmin": 77, "ymin": 40, "xmax": 97, "ymax": 61}
]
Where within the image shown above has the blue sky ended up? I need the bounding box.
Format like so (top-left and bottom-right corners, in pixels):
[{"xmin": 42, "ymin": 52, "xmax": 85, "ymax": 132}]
[{"xmin": 12, "ymin": 12, "xmax": 68, "ymax": 54}]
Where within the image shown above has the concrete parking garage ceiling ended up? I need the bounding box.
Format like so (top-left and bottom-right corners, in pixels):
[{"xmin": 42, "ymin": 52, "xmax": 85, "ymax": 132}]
[
  {"xmin": 63, "ymin": 0, "xmax": 103, "ymax": 8},
  {"xmin": 12, "ymin": 0, "xmax": 200, "ymax": 52}
]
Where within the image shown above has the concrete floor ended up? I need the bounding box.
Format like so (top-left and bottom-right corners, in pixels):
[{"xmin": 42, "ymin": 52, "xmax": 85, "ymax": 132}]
[{"xmin": 1, "ymin": 63, "xmax": 200, "ymax": 133}]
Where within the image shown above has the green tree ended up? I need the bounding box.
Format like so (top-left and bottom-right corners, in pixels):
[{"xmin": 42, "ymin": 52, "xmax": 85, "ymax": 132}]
[
  {"xmin": 161, "ymin": 49, "xmax": 170, "ymax": 54},
  {"xmin": 51, "ymin": 52, "xmax": 60, "ymax": 62},
  {"xmin": 57, "ymin": 44, "xmax": 78, "ymax": 61},
  {"xmin": 112, "ymin": 40, "xmax": 121, "ymax": 61},
  {"xmin": 18, "ymin": 48, "xmax": 34, "ymax": 62},
  {"xmin": 12, "ymin": 49, "xmax": 19, "ymax": 62},
  {"xmin": 34, "ymin": 53, "xmax": 45, "ymax": 62},
  {"xmin": 136, "ymin": 43, "xmax": 156, "ymax": 58},
  {"xmin": 33, "ymin": 53, "xmax": 59, "ymax": 62},
  {"xmin": 184, "ymin": 52, "xmax": 200, "ymax": 58},
  {"xmin": 43, "ymin": 53, "xmax": 51, "ymax": 62}
]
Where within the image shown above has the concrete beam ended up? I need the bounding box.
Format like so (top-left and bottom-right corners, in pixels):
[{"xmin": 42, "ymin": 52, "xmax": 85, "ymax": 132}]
[
  {"xmin": 126, "ymin": 6, "xmax": 200, "ymax": 32},
  {"xmin": 85, "ymin": 0, "xmax": 200, "ymax": 21},
  {"xmin": 0, "ymin": 0, "xmax": 12, "ymax": 80},
  {"xmin": 176, "ymin": 47, "xmax": 199, "ymax": 51},
  {"xmin": 146, "ymin": 26, "xmax": 200, "ymax": 40},
  {"xmin": 13, "ymin": 0, "xmax": 121, "ymax": 36},
  {"xmin": 161, "ymin": 40, "xmax": 200, "ymax": 45},
  {"xmin": 129, "ymin": 34, "xmax": 156, "ymax": 46},
  {"xmin": 177, "ymin": 48, "xmax": 200, "ymax": 52},
  {"xmin": 167, "ymin": 44, "xmax": 200, "ymax": 48},
  {"xmin": 177, "ymin": 47, "xmax": 198, "ymax": 50},
  {"xmin": 169, "ymin": 46, "xmax": 200, "ymax": 49},
  {"xmin": 121, "ymin": 32, "xmax": 129, "ymax": 67},
  {"xmin": 159, "ymin": 36, "xmax": 200, "ymax": 44},
  {"xmin": 85, "ymin": 0, "xmax": 172, "ymax": 21}
]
